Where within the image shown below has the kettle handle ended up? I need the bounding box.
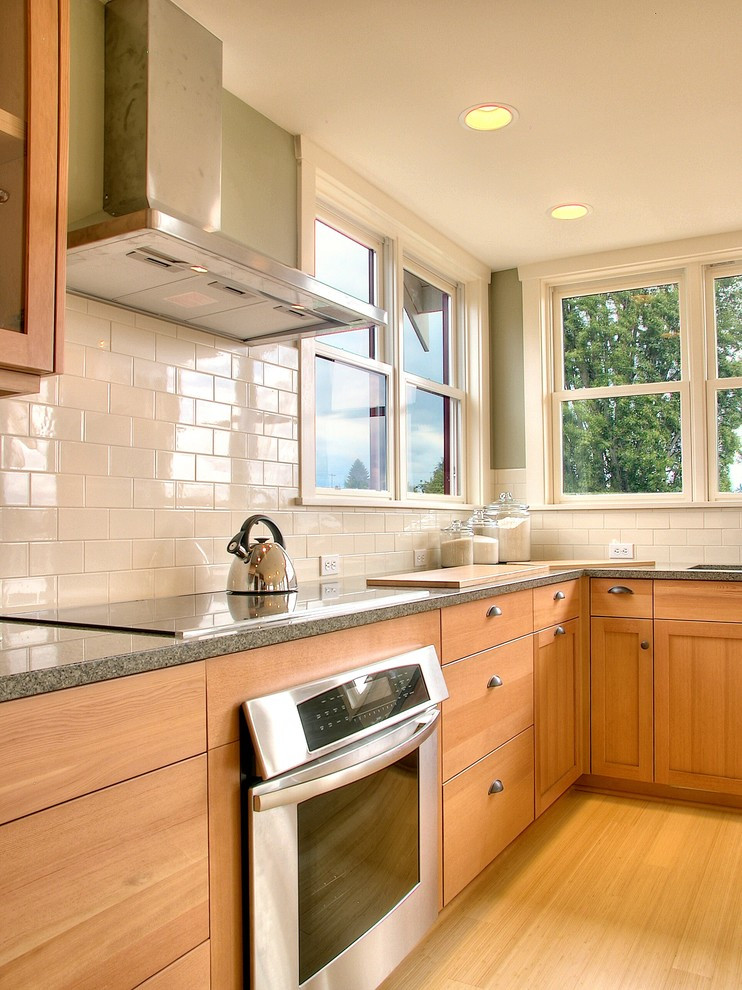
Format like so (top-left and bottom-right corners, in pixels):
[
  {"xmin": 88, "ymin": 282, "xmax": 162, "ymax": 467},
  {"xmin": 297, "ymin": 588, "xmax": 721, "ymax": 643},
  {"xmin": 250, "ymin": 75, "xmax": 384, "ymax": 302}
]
[{"xmin": 239, "ymin": 514, "xmax": 287, "ymax": 549}]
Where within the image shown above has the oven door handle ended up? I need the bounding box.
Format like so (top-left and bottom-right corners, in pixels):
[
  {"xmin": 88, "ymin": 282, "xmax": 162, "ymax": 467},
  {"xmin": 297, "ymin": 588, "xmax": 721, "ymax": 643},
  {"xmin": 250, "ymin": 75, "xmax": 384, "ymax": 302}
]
[{"xmin": 251, "ymin": 707, "xmax": 439, "ymax": 812}]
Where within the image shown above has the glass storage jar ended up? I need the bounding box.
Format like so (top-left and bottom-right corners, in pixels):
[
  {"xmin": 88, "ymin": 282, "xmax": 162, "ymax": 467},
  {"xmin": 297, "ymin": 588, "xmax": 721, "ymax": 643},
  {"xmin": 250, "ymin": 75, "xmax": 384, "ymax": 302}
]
[
  {"xmin": 439, "ymin": 520, "xmax": 473, "ymax": 567},
  {"xmin": 487, "ymin": 493, "xmax": 531, "ymax": 562},
  {"xmin": 466, "ymin": 508, "xmax": 499, "ymax": 564}
]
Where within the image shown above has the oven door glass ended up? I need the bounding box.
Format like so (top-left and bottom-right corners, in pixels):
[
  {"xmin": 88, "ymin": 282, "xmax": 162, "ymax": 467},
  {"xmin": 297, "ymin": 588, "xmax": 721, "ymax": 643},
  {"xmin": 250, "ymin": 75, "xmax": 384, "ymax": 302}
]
[{"xmin": 297, "ymin": 750, "xmax": 419, "ymax": 984}]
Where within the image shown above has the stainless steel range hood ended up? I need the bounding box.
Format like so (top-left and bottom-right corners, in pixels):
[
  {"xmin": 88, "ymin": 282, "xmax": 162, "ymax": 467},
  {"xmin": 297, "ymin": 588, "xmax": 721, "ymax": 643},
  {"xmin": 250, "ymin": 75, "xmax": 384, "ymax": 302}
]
[{"xmin": 66, "ymin": 0, "xmax": 386, "ymax": 342}]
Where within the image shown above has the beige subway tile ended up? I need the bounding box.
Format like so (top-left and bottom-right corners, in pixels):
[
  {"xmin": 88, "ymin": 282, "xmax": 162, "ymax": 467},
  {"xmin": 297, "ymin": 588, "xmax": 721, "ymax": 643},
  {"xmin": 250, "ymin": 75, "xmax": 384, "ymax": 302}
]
[
  {"xmin": 1, "ymin": 575, "xmax": 56, "ymax": 609},
  {"xmin": 175, "ymin": 424, "xmax": 213, "ymax": 455},
  {"xmin": 0, "ymin": 471, "xmax": 29, "ymax": 506},
  {"xmin": 84, "ymin": 411, "xmax": 133, "ymax": 447},
  {"xmin": 87, "ymin": 300, "xmax": 136, "ymax": 326},
  {"xmin": 0, "ymin": 544, "xmax": 28, "ymax": 578},
  {"xmin": 55, "ymin": 572, "xmax": 106, "ymax": 607},
  {"xmin": 85, "ymin": 477, "xmax": 133, "ymax": 508},
  {"xmin": 155, "ymin": 392, "xmax": 194, "ymax": 424},
  {"xmin": 277, "ymin": 344, "xmax": 299, "ymax": 371},
  {"xmin": 3, "ymin": 507, "xmax": 57, "ymax": 542},
  {"xmin": 110, "ymin": 447, "xmax": 155, "ymax": 480},
  {"xmin": 58, "ymin": 507, "xmax": 109, "ymax": 541},
  {"xmin": 248, "ymin": 342, "xmax": 280, "ymax": 364},
  {"xmin": 194, "ymin": 509, "xmax": 232, "ymax": 538},
  {"xmin": 196, "ymin": 345, "xmax": 232, "ymax": 377},
  {"xmin": 132, "ymin": 539, "xmax": 175, "ymax": 569},
  {"xmin": 29, "ymin": 404, "xmax": 83, "ymax": 441},
  {"xmin": 213, "ymin": 429, "xmax": 247, "ymax": 459},
  {"xmin": 214, "ymin": 483, "xmax": 249, "ymax": 510},
  {"xmin": 375, "ymin": 533, "xmax": 396, "ymax": 552},
  {"xmin": 59, "ymin": 441, "xmax": 107, "ymax": 476},
  {"xmin": 109, "ymin": 569, "xmax": 155, "ymax": 602},
  {"xmin": 134, "ymin": 312, "xmax": 177, "ymax": 336},
  {"xmin": 231, "ymin": 459, "xmax": 263, "ymax": 485},
  {"xmin": 232, "ymin": 354, "xmax": 263, "ymax": 384},
  {"xmin": 601, "ymin": 511, "xmax": 637, "ymax": 529},
  {"xmin": 155, "ymin": 509, "xmax": 195, "ymax": 538},
  {"xmin": 279, "ymin": 485, "xmax": 298, "ymax": 508},
  {"xmin": 214, "ymin": 376, "xmax": 246, "ymax": 406},
  {"xmin": 561, "ymin": 528, "xmax": 589, "ymax": 544},
  {"xmin": 84, "ymin": 539, "xmax": 132, "ymax": 572},
  {"xmin": 86, "ymin": 347, "xmax": 133, "ymax": 387},
  {"xmin": 2, "ymin": 437, "xmax": 57, "ymax": 473},
  {"xmin": 239, "ymin": 486, "xmax": 278, "ymax": 510},
  {"xmin": 134, "ymin": 479, "xmax": 175, "ymax": 508},
  {"xmin": 178, "ymin": 369, "xmax": 214, "ymax": 401},
  {"xmin": 65, "ymin": 310, "xmax": 111, "ymax": 349},
  {"xmin": 263, "ymin": 363, "xmax": 294, "ymax": 392},
  {"xmin": 653, "ymin": 529, "xmax": 688, "ymax": 546},
  {"xmin": 294, "ymin": 558, "xmax": 319, "ymax": 583},
  {"xmin": 109, "ymin": 508, "xmax": 155, "ymax": 539},
  {"xmin": 354, "ymin": 533, "xmax": 376, "ymax": 554},
  {"xmin": 156, "ymin": 451, "xmax": 196, "ymax": 482},
  {"xmin": 30, "ymin": 541, "xmax": 84, "ymax": 576},
  {"xmin": 263, "ymin": 461, "xmax": 293, "ymax": 487},
  {"xmin": 133, "ymin": 418, "xmax": 175, "ymax": 451},
  {"xmin": 156, "ymin": 335, "xmax": 196, "ymax": 369},
  {"xmin": 174, "ymin": 538, "xmax": 215, "ymax": 566},
  {"xmin": 110, "ymin": 383, "xmax": 155, "ymax": 419},
  {"xmin": 686, "ymin": 528, "xmax": 722, "ymax": 546},
  {"xmin": 249, "ymin": 384, "xmax": 279, "ymax": 413},
  {"xmin": 111, "ymin": 322, "xmax": 156, "ymax": 359},
  {"xmin": 133, "ymin": 358, "xmax": 176, "ymax": 393},
  {"xmin": 0, "ymin": 398, "xmax": 30, "ymax": 436},
  {"xmin": 58, "ymin": 374, "xmax": 109, "ymax": 412},
  {"xmin": 176, "ymin": 324, "xmax": 216, "ymax": 347},
  {"xmin": 639, "ymin": 543, "xmax": 666, "ymax": 563},
  {"xmin": 196, "ymin": 454, "xmax": 231, "ymax": 483},
  {"xmin": 248, "ymin": 435, "xmax": 278, "ymax": 461},
  {"xmin": 194, "ymin": 562, "xmax": 231, "ymax": 594},
  {"xmin": 704, "ymin": 509, "xmax": 741, "ymax": 529},
  {"xmin": 703, "ymin": 546, "xmax": 740, "ymax": 564},
  {"xmin": 176, "ymin": 482, "xmax": 215, "ymax": 508},
  {"xmin": 64, "ymin": 293, "xmax": 87, "ymax": 314},
  {"xmin": 721, "ymin": 528, "xmax": 742, "ymax": 546},
  {"xmin": 284, "ymin": 535, "xmax": 306, "ymax": 559},
  {"xmin": 262, "ymin": 413, "xmax": 294, "ymax": 439},
  {"xmin": 232, "ymin": 407, "xmax": 263, "ymax": 434},
  {"xmin": 635, "ymin": 511, "xmax": 670, "ymax": 529},
  {"xmin": 668, "ymin": 546, "xmax": 700, "ymax": 565},
  {"xmin": 194, "ymin": 399, "xmax": 231, "ymax": 429},
  {"xmin": 668, "ymin": 510, "xmax": 706, "ymax": 528},
  {"xmin": 278, "ymin": 391, "xmax": 298, "ymax": 417},
  {"xmin": 153, "ymin": 566, "xmax": 195, "ymax": 598},
  {"xmin": 62, "ymin": 342, "xmax": 85, "ymax": 376}
]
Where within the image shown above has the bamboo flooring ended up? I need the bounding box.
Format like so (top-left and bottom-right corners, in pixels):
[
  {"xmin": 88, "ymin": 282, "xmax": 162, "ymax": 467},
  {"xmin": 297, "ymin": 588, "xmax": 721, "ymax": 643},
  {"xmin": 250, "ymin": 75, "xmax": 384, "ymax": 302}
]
[{"xmin": 380, "ymin": 790, "xmax": 742, "ymax": 990}]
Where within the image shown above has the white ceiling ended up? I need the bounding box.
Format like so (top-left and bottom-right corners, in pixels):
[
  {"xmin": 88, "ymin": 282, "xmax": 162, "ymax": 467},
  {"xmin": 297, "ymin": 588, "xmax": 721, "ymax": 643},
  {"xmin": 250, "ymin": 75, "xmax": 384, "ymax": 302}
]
[{"xmin": 174, "ymin": 0, "xmax": 742, "ymax": 272}]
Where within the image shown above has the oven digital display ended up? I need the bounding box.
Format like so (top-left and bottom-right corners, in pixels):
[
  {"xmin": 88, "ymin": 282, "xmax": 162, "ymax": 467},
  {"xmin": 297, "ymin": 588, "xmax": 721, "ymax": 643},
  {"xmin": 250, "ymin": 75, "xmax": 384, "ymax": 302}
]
[{"xmin": 297, "ymin": 665, "xmax": 429, "ymax": 750}]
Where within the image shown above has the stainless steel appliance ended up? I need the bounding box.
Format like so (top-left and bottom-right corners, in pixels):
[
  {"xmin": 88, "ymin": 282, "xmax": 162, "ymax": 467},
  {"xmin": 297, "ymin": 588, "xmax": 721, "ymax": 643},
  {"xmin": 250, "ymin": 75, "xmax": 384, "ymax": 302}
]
[
  {"xmin": 227, "ymin": 515, "xmax": 298, "ymax": 595},
  {"xmin": 242, "ymin": 646, "xmax": 448, "ymax": 990}
]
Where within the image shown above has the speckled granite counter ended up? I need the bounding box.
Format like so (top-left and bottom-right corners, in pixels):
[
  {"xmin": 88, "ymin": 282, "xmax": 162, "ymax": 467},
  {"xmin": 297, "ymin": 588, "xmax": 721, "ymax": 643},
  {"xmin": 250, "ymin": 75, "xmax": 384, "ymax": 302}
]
[{"xmin": 2, "ymin": 564, "xmax": 740, "ymax": 702}]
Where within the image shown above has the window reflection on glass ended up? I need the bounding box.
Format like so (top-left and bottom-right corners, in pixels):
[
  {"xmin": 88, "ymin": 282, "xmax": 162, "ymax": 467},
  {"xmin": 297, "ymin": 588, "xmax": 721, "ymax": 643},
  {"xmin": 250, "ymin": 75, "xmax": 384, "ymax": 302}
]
[
  {"xmin": 561, "ymin": 283, "xmax": 681, "ymax": 389},
  {"xmin": 316, "ymin": 355, "xmax": 387, "ymax": 491},
  {"xmin": 406, "ymin": 386, "xmax": 459, "ymax": 495},
  {"xmin": 714, "ymin": 274, "xmax": 742, "ymax": 379},
  {"xmin": 314, "ymin": 219, "xmax": 377, "ymax": 358},
  {"xmin": 561, "ymin": 393, "xmax": 683, "ymax": 495},
  {"xmin": 403, "ymin": 270, "xmax": 450, "ymax": 385},
  {"xmin": 717, "ymin": 389, "xmax": 742, "ymax": 494}
]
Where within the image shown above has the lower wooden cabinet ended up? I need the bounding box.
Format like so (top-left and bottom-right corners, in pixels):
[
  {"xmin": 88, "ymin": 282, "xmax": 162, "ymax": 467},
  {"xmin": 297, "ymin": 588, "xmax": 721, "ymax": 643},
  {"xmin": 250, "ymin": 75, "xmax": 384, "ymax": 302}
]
[
  {"xmin": 655, "ymin": 619, "xmax": 742, "ymax": 795},
  {"xmin": 0, "ymin": 756, "xmax": 209, "ymax": 990},
  {"xmin": 137, "ymin": 942, "xmax": 210, "ymax": 989},
  {"xmin": 442, "ymin": 727, "xmax": 534, "ymax": 904},
  {"xmin": 534, "ymin": 618, "xmax": 581, "ymax": 816},
  {"xmin": 591, "ymin": 616, "xmax": 653, "ymax": 782}
]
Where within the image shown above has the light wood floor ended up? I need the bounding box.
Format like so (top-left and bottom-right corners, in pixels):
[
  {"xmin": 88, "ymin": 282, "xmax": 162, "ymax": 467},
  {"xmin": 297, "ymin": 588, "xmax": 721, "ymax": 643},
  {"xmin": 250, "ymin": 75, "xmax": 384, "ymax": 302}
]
[{"xmin": 380, "ymin": 789, "xmax": 742, "ymax": 990}]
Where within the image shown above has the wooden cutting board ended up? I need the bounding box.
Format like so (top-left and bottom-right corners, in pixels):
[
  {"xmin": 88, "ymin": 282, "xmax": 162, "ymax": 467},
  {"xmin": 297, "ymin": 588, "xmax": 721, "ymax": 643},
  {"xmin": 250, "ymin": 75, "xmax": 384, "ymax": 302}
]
[
  {"xmin": 367, "ymin": 563, "xmax": 549, "ymax": 589},
  {"xmin": 514, "ymin": 559, "xmax": 655, "ymax": 570}
]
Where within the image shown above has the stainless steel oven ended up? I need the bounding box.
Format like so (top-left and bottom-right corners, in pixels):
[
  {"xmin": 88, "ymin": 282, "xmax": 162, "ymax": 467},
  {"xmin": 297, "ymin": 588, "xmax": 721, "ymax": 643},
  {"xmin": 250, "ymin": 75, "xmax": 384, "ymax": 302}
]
[{"xmin": 241, "ymin": 645, "xmax": 448, "ymax": 990}]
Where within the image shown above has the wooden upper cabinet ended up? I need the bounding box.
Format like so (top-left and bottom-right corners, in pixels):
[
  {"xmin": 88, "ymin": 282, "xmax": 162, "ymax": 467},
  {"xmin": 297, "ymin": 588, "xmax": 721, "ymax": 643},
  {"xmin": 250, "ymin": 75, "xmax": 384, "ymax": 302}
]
[{"xmin": 0, "ymin": 0, "xmax": 67, "ymax": 394}]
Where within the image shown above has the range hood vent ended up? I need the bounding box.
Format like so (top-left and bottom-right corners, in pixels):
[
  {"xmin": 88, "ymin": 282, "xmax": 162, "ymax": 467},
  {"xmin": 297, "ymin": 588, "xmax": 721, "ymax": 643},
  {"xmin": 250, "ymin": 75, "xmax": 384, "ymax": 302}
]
[{"xmin": 66, "ymin": 0, "xmax": 386, "ymax": 343}]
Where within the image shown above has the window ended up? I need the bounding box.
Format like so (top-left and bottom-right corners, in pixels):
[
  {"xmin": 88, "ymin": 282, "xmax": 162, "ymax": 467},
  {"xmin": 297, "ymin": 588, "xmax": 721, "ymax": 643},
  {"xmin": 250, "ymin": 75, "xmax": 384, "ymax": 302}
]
[{"xmin": 521, "ymin": 240, "xmax": 742, "ymax": 507}]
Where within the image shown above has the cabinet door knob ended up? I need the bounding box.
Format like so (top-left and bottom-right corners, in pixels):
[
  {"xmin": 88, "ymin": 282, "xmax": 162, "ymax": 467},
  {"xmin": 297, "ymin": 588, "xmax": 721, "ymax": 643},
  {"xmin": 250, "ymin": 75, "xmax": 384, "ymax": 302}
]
[
  {"xmin": 487, "ymin": 605, "xmax": 503, "ymax": 617},
  {"xmin": 487, "ymin": 674, "xmax": 503, "ymax": 689},
  {"xmin": 488, "ymin": 779, "xmax": 504, "ymax": 795},
  {"xmin": 0, "ymin": 189, "xmax": 9, "ymax": 204},
  {"xmin": 553, "ymin": 590, "xmax": 565, "ymax": 601},
  {"xmin": 554, "ymin": 625, "xmax": 566, "ymax": 636},
  {"xmin": 608, "ymin": 585, "xmax": 634, "ymax": 594},
  {"xmin": 641, "ymin": 640, "xmax": 650, "ymax": 650}
]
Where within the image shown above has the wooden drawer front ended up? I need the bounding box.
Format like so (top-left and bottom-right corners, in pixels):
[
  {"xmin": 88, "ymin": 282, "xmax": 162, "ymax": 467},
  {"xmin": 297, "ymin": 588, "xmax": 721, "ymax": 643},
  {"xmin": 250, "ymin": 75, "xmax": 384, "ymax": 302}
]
[
  {"xmin": 0, "ymin": 756, "xmax": 209, "ymax": 990},
  {"xmin": 442, "ymin": 637, "xmax": 533, "ymax": 781},
  {"xmin": 591, "ymin": 578, "xmax": 653, "ymax": 618},
  {"xmin": 440, "ymin": 589, "xmax": 533, "ymax": 663},
  {"xmin": 0, "ymin": 662, "xmax": 206, "ymax": 825},
  {"xmin": 137, "ymin": 941, "xmax": 210, "ymax": 989},
  {"xmin": 533, "ymin": 579, "xmax": 580, "ymax": 630},
  {"xmin": 654, "ymin": 580, "xmax": 742, "ymax": 623},
  {"xmin": 442, "ymin": 727, "xmax": 534, "ymax": 904}
]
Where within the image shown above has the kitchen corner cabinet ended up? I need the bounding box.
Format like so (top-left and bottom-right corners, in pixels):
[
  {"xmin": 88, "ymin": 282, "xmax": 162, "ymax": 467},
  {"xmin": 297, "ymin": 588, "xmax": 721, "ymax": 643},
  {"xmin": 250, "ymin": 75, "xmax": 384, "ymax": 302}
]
[
  {"xmin": 0, "ymin": 664, "xmax": 210, "ymax": 989},
  {"xmin": 0, "ymin": 0, "xmax": 68, "ymax": 396}
]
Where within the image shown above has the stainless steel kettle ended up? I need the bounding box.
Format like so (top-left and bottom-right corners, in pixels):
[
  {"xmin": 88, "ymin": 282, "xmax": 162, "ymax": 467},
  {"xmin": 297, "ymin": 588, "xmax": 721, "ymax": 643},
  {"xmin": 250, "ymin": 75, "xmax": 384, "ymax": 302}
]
[{"xmin": 226, "ymin": 515, "xmax": 298, "ymax": 595}]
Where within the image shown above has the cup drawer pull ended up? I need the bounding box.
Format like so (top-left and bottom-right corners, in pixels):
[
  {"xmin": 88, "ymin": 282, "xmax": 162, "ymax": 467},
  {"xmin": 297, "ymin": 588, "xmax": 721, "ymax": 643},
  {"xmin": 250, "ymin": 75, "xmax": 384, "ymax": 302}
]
[
  {"xmin": 488, "ymin": 779, "xmax": 504, "ymax": 795},
  {"xmin": 487, "ymin": 674, "xmax": 503, "ymax": 689},
  {"xmin": 486, "ymin": 605, "xmax": 503, "ymax": 617},
  {"xmin": 608, "ymin": 585, "xmax": 634, "ymax": 595},
  {"xmin": 553, "ymin": 590, "xmax": 565, "ymax": 601},
  {"xmin": 554, "ymin": 625, "xmax": 566, "ymax": 636}
]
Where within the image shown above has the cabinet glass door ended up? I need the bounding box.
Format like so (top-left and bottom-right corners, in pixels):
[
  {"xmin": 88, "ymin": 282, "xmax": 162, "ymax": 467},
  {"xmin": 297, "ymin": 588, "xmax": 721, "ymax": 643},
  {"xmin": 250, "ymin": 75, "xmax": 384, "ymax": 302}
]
[{"xmin": 0, "ymin": 0, "xmax": 28, "ymax": 334}]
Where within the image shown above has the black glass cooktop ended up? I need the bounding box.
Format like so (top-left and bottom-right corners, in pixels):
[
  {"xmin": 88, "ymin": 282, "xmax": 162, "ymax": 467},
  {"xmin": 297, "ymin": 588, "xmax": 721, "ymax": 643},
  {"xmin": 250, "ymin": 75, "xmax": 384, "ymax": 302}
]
[{"xmin": 0, "ymin": 585, "xmax": 430, "ymax": 640}]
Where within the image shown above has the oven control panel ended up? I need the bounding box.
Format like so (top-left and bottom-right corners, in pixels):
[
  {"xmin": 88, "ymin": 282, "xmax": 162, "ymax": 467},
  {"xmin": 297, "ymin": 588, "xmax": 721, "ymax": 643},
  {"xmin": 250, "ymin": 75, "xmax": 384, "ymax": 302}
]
[{"xmin": 298, "ymin": 664, "xmax": 429, "ymax": 750}]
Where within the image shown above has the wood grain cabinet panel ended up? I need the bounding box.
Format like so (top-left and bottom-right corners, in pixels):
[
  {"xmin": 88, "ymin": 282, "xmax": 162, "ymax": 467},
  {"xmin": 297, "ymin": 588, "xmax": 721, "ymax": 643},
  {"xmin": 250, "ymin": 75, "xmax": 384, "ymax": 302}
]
[
  {"xmin": 654, "ymin": 580, "xmax": 742, "ymax": 623},
  {"xmin": 443, "ymin": 728, "xmax": 534, "ymax": 904},
  {"xmin": 136, "ymin": 942, "xmax": 210, "ymax": 989},
  {"xmin": 534, "ymin": 618, "xmax": 581, "ymax": 816},
  {"xmin": 0, "ymin": 662, "xmax": 206, "ymax": 825},
  {"xmin": 655, "ymin": 619, "xmax": 742, "ymax": 795},
  {"xmin": 591, "ymin": 617, "xmax": 653, "ymax": 782},
  {"xmin": 442, "ymin": 637, "xmax": 533, "ymax": 781},
  {"xmin": 0, "ymin": 756, "xmax": 209, "ymax": 990},
  {"xmin": 533, "ymin": 579, "xmax": 580, "ymax": 631},
  {"xmin": 440, "ymin": 589, "xmax": 533, "ymax": 663},
  {"xmin": 591, "ymin": 578, "xmax": 653, "ymax": 619}
]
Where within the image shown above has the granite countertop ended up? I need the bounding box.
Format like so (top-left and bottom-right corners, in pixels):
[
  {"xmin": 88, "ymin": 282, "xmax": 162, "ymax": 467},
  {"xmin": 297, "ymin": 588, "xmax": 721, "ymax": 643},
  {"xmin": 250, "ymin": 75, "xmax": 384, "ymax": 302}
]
[{"xmin": 1, "ymin": 564, "xmax": 740, "ymax": 703}]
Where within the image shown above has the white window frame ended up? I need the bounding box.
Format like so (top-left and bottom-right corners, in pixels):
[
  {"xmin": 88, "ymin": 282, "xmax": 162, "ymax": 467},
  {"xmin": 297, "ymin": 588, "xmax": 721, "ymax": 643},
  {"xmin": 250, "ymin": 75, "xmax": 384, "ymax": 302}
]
[
  {"xmin": 296, "ymin": 136, "xmax": 490, "ymax": 509},
  {"xmin": 520, "ymin": 232, "xmax": 742, "ymax": 509}
]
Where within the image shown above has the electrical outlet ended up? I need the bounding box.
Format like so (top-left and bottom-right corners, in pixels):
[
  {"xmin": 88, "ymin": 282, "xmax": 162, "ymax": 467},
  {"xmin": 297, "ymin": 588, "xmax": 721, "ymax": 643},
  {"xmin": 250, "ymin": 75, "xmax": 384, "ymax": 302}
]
[
  {"xmin": 414, "ymin": 549, "xmax": 429, "ymax": 567},
  {"xmin": 609, "ymin": 541, "xmax": 634, "ymax": 559},
  {"xmin": 320, "ymin": 580, "xmax": 341, "ymax": 600},
  {"xmin": 320, "ymin": 554, "xmax": 340, "ymax": 576}
]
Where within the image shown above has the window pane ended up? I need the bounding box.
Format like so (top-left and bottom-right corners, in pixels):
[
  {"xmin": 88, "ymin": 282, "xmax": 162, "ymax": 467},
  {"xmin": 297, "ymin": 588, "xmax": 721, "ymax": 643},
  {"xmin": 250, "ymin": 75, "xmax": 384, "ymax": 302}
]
[
  {"xmin": 562, "ymin": 393, "xmax": 682, "ymax": 494},
  {"xmin": 406, "ymin": 386, "xmax": 459, "ymax": 495},
  {"xmin": 714, "ymin": 275, "xmax": 742, "ymax": 379},
  {"xmin": 717, "ymin": 388, "xmax": 742, "ymax": 493},
  {"xmin": 562, "ymin": 283, "xmax": 681, "ymax": 389},
  {"xmin": 316, "ymin": 356, "xmax": 387, "ymax": 491},
  {"xmin": 403, "ymin": 270, "xmax": 450, "ymax": 385},
  {"xmin": 315, "ymin": 219, "xmax": 377, "ymax": 358}
]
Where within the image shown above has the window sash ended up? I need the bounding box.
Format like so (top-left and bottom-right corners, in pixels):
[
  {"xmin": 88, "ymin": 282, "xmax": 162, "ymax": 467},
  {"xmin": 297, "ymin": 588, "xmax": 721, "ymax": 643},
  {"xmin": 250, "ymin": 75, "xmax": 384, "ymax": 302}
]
[{"xmin": 705, "ymin": 262, "xmax": 742, "ymax": 499}]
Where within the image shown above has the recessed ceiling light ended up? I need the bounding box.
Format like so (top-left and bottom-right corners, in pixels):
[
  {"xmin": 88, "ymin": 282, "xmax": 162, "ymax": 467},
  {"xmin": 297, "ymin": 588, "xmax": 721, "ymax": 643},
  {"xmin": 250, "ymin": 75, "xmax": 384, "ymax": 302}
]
[
  {"xmin": 549, "ymin": 203, "xmax": 592, "ymax": 220},
  {"xmin": 460, "ymin": 103, "xmax": 517, "ymax": 131},
  {"xmin": 190, "ymin": 264, "xmax": 209, "ymax": 274}
]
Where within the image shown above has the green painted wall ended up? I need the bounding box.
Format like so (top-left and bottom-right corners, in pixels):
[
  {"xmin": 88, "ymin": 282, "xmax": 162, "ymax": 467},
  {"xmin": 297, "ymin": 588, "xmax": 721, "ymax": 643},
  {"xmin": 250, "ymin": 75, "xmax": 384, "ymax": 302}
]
[
  {"xmin": 489, "ymin": 268, "xmax": 526, "ymax": 468},
  {"xmin": 67, "ymin": 0, "xmax": 298, "ymax": 266}
]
